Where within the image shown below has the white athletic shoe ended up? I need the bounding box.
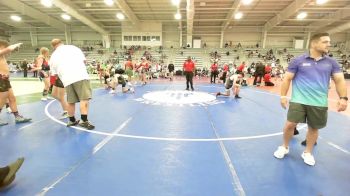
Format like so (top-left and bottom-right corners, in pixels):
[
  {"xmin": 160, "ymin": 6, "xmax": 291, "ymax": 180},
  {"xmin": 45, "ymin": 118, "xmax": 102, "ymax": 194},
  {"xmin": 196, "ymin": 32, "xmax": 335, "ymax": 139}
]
[
  {"xmin": 0, "ymin": 119, "xmax": 8, "ymax": 126},
  {"xmin": 59, "ymin": 111, "xmax": 69, "ymax": 120},
  {"xmin": 109, "ymin": 90, "xmax": 115, "ymax": 94},
  {"xmin": 273, "ymin": 146, "xmax": 289, "ymax": 159},
  {"xmin": 301, "ymin": 152, "xmax": 315, "ymax": 166},
  {"xmin": 41, "ymin": 97, "xmax": 47, "ymax": 101},
  {"xmin": 47, "ymin": 96, "xmax": 54, "ymax": 100},
  {"xmin": 6, "ymin": 107, "xmax": 12, "ymax": 113}
]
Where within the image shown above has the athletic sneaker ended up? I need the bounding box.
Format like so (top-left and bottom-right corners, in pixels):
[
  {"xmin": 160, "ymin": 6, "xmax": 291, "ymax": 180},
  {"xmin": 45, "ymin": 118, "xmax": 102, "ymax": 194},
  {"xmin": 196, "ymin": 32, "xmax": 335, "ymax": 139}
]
[
  {"xmin": 79, "ymin": 121, "xmax": 95, "ymax": 130},
  {"xmin": 15, "ymin": 115, "xmax": 32, "ymax": 124},
  {"xmin": 67, "ymin": 120, "xmax": 79, "ymax": 127},
  {"xmin": 301, "ymin": 152, "xmax": 315, "ymax": 166},
  {"xmin": 41, "ymin": 97, "xmax": 47, "ymax": 101},
  {"xmin": 47, "ymin": 96, "xmax": 54, "ymax": 100},
  {"xmin": 109, "ymin": 90, "xmax": 115, "ymax": 94},
  {"xmin": 273, "ymin": 146, "xmax": 289, "ymax": 159},
  {"xmin": 59, "ymin": 112, "xmax": 69, "ymax": 120},
  {"xmin": 6, "ymin": 107, "xmax": 12, "ymax": 113},
  {"xmin": 0, "ymin": 157, "xmax": 24, "ymax": 189},
  {"xmin": 0, "ymin": 120, "xmax": 8, "ymax": 126},
  {"xmin": 216, "ymin": 92, "xmax": 221, "ymax": 97},
  {"xmin": 235, "ymin": 95, "xmax": 242, "ymax": 99}
]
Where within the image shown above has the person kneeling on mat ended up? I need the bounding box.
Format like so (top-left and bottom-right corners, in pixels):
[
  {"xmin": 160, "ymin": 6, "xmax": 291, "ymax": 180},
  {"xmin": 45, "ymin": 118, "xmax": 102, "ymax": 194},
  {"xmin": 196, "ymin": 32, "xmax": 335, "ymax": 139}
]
[
  {"xmin": 109, "ymin": 68, "xmax": 134, "ymax": 94},
  {"xmin": 216, "ymin": 73, "xmax": 243, "ymax": 98}
]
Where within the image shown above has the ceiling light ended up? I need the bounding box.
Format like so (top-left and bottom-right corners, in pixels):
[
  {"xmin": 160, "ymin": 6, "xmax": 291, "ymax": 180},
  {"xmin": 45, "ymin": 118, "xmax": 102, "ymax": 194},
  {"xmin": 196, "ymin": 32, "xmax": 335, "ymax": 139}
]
[
  {"xmin": 61, "ymin": 13, "xmax": 71, "ymax": 20},
  {"xmin": 41, "ymin": 0, "xmax": 53, "ymax": 7},
  {"xmin": 104, "ymin": 0, "xmax": 114, "ymax": 6},
  {"xmin": 297, "ymin": 12, "xmax": 307, "ymax": 20},
  {"xmin": 242, "ymin": 0, "xmax": 253, "ymax": 5},
  {"xmin": 171, "ymin": 0, "xmax": 181, "ymax": 6},
  {"xmin": 10, "ymin": 15, "xmax": 22, "ymax": 22},
  {"xmin": 116, "ymin": 13, "xmax": 125, "ymax": 20},
  {"xmin": 174, "ymin": 12, "xmax": 181, "ymax": 20},
  {"xmin": 316, "ymin": 0, "xmax": 328, "ymax": 5},
  {"xmin": 234, "ymin": 12, "xmax": 243, "ymax": 20},
  {"xmin": 86, "ymin": 3, "xmax": 92, "ymax": 7}
]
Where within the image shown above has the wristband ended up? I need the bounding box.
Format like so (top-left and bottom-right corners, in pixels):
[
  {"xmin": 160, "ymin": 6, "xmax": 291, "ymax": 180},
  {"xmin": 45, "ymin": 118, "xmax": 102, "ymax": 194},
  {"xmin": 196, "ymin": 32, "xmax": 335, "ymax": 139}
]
[{"xmin": 280, "ymin": 96, "xmax": 287, "ymax": 99}]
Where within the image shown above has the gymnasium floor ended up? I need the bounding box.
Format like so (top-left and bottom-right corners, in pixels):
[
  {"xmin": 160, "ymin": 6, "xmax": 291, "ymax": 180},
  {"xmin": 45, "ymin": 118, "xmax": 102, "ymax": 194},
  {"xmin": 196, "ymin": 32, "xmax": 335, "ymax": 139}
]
[{"xmin": 1, "ymin": 76, "xmax": 350, "ymax": 196}]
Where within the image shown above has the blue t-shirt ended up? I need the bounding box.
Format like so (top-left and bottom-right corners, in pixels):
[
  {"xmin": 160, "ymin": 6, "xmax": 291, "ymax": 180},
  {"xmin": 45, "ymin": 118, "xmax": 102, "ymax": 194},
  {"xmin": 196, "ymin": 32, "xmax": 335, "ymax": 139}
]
[{"xmin": 287, "ymin": 53, "xmax": 341, "ymax": 107}]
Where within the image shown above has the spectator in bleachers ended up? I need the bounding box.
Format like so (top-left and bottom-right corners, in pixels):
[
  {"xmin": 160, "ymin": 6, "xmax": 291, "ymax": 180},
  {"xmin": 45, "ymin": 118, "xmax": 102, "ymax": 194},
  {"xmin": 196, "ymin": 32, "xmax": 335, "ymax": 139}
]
[
  {"xmin": 21, "ymin": 59, "xmax": 28, "ymax": 77},
  {"xmin": 225, "ymin": 42, "xmax": 229, "ymax": 48},
  {"xmin": 168, "ymin": 61, "xmax": 175, "ymax": 81}
]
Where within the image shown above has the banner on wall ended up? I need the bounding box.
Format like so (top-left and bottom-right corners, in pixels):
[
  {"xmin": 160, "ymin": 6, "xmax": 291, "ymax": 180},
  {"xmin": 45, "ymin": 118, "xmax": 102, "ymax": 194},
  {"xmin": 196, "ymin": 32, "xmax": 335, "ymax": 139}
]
[
  {"xmin": 294, "ymin": 39, "xmax": 304, "ymax": 49},
  {"xmin": 193, "ymin": 39, "xmax": 201, "ymax": 48}
]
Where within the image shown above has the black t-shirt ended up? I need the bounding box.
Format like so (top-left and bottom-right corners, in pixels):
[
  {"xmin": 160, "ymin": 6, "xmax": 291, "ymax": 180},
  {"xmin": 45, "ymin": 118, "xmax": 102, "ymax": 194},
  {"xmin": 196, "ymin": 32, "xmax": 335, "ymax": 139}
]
[
  {"xmin": 115, "ymin": 68, "xmax": 125, "ymax": 74},
  {"xmin": 168, "ymin": 64, "xmax": 174, "ymax": 72},
  {"xmin": 255, "ymin": 64, "xmax": 265, "ymax": 75}
]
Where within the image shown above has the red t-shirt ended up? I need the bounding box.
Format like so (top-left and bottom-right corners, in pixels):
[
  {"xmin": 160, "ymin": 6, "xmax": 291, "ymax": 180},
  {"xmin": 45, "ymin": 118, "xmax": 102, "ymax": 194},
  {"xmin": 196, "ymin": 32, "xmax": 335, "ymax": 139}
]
[
  {"xmin": 141, "ymin": 62, "xmax": 149, "ymax": 69},
  {"xmin": 237, "ymin": 63, "xmax": 245, "ymax": 71},
  {"xmin": 125, "ymin": 61, "xmax": 133, "ymax": 70},
  {"xmin": 264, "ymin": 73, "xmax": 271, "ymax": 82},
  {"xmin": 223, "ymin": 64, "xmax": 229, "ymax": 72},
  {"xmin": 138, "ymin": 62, "xmax": 149, "ymax": 70},
  {"xmin": 183, "ymin": 60, "xmax": 195, "ymax": 72},
  {"xmin": 265, "ymin": 65, "xmax": 272, "ymax": 73},
  {"xmin": 211, "ymin": 63, "xmax": 218, "ymax": 72}
]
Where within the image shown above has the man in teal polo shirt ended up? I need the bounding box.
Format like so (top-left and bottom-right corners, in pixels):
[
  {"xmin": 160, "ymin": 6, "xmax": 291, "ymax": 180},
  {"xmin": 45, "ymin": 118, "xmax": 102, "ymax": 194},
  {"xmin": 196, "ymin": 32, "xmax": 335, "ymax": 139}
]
[{"xmin": 273, "ymin": 33, "xmax": 348, "ymax": 166}]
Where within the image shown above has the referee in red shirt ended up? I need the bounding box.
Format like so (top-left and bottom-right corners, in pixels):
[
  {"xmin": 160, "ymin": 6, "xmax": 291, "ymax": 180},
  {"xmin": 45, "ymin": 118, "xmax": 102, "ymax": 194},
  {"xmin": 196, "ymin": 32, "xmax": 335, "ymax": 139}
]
[{"xmin": 183, "ymin": 56, "xmax": 195, "ymax": 91}]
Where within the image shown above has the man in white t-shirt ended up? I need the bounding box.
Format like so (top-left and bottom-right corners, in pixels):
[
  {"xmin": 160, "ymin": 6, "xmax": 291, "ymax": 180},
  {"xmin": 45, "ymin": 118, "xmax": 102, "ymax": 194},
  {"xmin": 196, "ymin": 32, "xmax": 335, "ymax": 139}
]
[{"xmin": 50, "ymin": 39, "xmax": 94, "ymax": 130}]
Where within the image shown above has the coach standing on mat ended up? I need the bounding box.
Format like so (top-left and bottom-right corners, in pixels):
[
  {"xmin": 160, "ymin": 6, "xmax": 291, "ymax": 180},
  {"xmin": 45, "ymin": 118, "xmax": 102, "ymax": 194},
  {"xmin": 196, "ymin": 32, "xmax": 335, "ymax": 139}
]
[
  {"xmin": 50, "ymin": 39, "xmax": 95, "ymax": 130},
  {"xmin": 183, "ymin": 56, "xmax": 195, "ymax": 91},
  {"xmin": 273, "ymin": 33, "xmax": 348, "ymax": 166}
]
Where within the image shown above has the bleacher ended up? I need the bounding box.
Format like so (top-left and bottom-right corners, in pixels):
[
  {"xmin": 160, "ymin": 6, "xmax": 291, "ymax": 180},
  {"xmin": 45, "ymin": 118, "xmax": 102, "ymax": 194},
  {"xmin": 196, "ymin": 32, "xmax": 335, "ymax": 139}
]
[
  {"xmin": 8, "ymin": 47, "xmax": 39, "ymax": 62},
  {"xmin": 7, "ymin": 46, "xmax": 349, "ymax": 74}
]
